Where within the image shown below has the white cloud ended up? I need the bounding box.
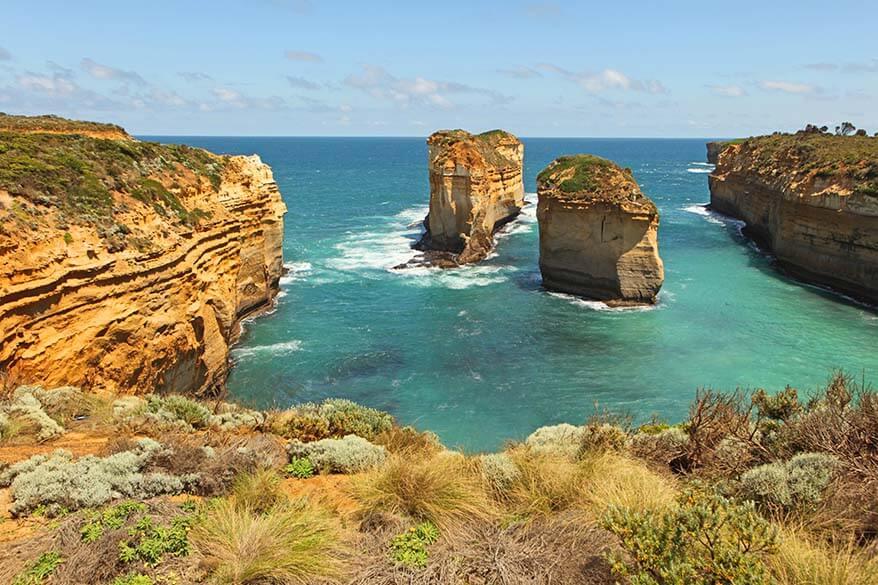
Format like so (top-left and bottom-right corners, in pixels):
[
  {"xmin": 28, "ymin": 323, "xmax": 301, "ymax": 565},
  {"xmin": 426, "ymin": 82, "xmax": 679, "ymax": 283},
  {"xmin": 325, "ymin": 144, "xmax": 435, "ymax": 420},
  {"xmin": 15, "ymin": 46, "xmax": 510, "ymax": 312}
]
[
  {"xmin": 708, "ymin": 84, "xmax": 747, "ymax": 97},
  {"xmin": 805, "ymin": 59, "xmax": 878, "ymax": 73},
  {"xmin": 285, "ymin": 50, "xmax": 323, "ymax": 63},
  {"xmin": 498, "ymin": 65, "xmax": 542, "ymax": 79},
  {"xmin": 178, "ymin": 71, "xmax": 213, "ymax": 83},
  {"xmin": 81, "ymin": 58, "xmax": 146, "ymax": 85},
  {"xmin": 538, "ymin": 63, "xmax": 668, "ymax": 94},
  {"xmin": 17, "ymin": 72, "xmax": 76, "ymax": 95},
  {"xmin": 344, "ymin": 65, "xmax": 511, "ymax": 108},
  {"xmin": 211, "ymin": 87, "xmax": 285, "ymax": 110},
  {"xmin": 759, "ymin": 80, "xmax": 816, "ymax": 94}
]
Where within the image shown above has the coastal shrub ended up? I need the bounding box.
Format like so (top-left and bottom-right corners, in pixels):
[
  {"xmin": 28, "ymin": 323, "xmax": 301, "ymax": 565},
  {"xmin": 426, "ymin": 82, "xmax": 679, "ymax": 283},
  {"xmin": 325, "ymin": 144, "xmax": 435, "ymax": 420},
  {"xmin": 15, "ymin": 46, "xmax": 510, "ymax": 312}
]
[
  {"xmin": 478, "ymin": 453, "xmax": 520, "ymax": 495},
  {"xmin": 4, "ymin": 386, "xmax": 65, "ymax": 442},
  {"xmin": 208, "ymin": 402, "xmax": 266, "ymax": 432},
  {"xmin": 112, "ymin": 396, "xmax": 147, "ymax": 419},
  {"xmin": 146, "ymin": 394, "xmax": 211, "ymax": 429},
  {"xmin": 11, "ymin": 551, "xmax": 64, "ymax": 585},
  {"xmin": 117, "ymin": 513, "xmax": 194, "ymax": 567},
  {"xmin": 603, "ymin": 489, "xmax": 777, "ymax": 585},
  {"xmin": 352, "ymin": 452, "xmax": 492, "ymax": 529},
  {"xmin": 80, "ymin": 501, "xmax": 147, "ymax": 543},
  {"xmin": 0, "ymin": 439, "xmax": 195, "ymax": 516},
  {"xmin": 284, "ymin": 457, "xmax": 315, "ymax": 479},
  {"xmin": 389, "ymin": 521, "xmax": 440, "ymax": 568},
  {"xmin": 577, "ymin": 423, "xmax": 628, "ymax": 456},
  {"xmin": 630, "ymin": 427, "xmax": 689, "ymax": 467},
  {"xmin": 192, "ymin": 498, "xmax": 341, "ymax": 584},
  {"xmin": 738, "ymin": 452, "xmax": 838, "ymax": 513},
  {"xmin": 524, "ymin": 423, "xmax": 584, "ymax": 458},
  {"xmin": 270, "ymin": 398, "xmax": 394, "ymax": 442},
  {"xmin": 287, "ymin": 434, "xmax": 387, "ymax": 474},
  {"xmin": 231, "ymin": 468, "xmax": 285, "ymax": 514}
]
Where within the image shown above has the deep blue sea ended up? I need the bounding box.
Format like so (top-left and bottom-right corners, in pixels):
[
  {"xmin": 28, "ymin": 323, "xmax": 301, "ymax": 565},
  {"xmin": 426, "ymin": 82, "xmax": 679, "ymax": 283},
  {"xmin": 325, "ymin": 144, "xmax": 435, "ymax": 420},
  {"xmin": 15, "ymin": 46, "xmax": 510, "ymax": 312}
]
[{"xmin": 146, "ymin": 136, "xmax": 878, "ymax": 452}]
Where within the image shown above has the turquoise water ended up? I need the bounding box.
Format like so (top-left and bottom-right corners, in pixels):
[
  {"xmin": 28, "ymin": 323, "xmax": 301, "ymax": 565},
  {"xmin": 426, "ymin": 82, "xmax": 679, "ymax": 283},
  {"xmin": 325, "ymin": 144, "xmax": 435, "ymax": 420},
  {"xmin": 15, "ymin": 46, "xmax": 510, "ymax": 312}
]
[{"xmin": 150, "ymin": 137, "xmax": 878, "ymax": 452}]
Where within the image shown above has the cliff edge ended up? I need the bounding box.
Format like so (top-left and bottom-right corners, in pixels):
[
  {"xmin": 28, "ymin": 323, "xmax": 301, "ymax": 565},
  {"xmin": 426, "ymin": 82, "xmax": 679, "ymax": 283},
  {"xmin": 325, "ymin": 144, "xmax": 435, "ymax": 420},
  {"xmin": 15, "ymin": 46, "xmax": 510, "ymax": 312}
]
[
  {"xmin": 0, "ymin": 115, "xmax": 286, "ymax": 395},
  {"xmin": 537, "ymin": 155, "xmax": 664, "ymax": 305},
  {"xmin": 708, "ymin": 132, "xmax": 878, "ymax": 304},
  {"xmin": 416, "ymin": 129, "xmax": 524, "ymax": 266}
]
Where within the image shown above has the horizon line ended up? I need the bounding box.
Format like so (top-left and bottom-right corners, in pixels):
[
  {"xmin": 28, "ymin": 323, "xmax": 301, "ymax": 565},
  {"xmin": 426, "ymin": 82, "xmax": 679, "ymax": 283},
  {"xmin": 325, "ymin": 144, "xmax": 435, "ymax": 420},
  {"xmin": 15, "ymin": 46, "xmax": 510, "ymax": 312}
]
[{"xmin": 136, "ymin": 134, "xmax": 732, "ymax": 140}]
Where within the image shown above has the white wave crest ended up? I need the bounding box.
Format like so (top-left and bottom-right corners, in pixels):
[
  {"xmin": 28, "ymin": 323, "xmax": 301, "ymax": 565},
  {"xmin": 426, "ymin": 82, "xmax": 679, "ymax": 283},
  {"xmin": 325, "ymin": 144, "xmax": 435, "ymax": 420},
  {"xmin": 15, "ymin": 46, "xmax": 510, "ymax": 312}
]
[
  {"xmin": 230, "ymin": 339, "xmax": 303, "ymax": 359},
  {"xmin": 686, "ymin": 167, "xmax": 713, "ymax": 174},
  {"xmin": 279, "ymin": 261, "xmax": 313, "ymax": 284},
  {"xmin": 689, "ymin": 162, "xmax": 715, "ymax": 167},
  {"xmin": 546, "ymin": 291, "xmax": 665, "ymax": 312},
  {"xmin": 683, "ymin": 204, "xmax": 746, "ymax": 232}
]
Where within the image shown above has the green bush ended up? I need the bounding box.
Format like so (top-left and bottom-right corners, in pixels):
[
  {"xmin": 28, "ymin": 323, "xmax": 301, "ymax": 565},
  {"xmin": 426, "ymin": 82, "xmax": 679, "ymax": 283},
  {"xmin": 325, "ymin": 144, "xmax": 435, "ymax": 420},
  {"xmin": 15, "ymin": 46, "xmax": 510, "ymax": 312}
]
[
  {"xmin": 272, "ymin": 398, "xmax": 394, "ymax": 441},
  {"xmin": 738, "ymin": 453, "xmax": 838, "ymax": 513},
  {"xmin": 118, "ymin": 514, "xmax": 193, "ymax": 567},
  {"xmin": 603, "ymin": 489, "xmax": 777, "ymax": 585},
  {"xmin": 12, "ymin": 551, "xmax": 64, "ymax": 585},
  {"xmin": 284, "ymin": 457, "xmax": 315, "ymax": 479},
  {"xmin": 287, "ymin": 434, "xmax": 387, "ymax": 474},
  {"xmin": 389, "ymin": 522, "xmax": 440, "ymax": 568},
  {"xmin": 80, "ymin": 501, "xmax": 147, "ymax": 543},
  {"xmin": 146, "ymin": 394, "xmax": 210, "ymax": 429}
]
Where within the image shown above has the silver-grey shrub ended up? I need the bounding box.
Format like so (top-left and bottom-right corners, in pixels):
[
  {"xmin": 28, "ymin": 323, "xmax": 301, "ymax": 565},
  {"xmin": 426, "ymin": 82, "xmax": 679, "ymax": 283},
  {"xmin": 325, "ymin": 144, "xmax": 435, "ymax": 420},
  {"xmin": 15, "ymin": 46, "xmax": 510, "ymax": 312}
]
[
  {"xmin": 208, "ymin": 402, "xmax": 266, "ymax": 432},
  {"xmin": 0, "ymin": 438, "xmax": 195, "ymax": 516},
  {"xmin": 479, "ymin": 453, "xmax": 520, "ymax": 493},
  {"xmin": 525, "ymin": 423, "xmax": 584, "ymax": 457},
  {"xmin": 5, "ymin": 386, "xmax": 65, "ymax": 442},
  {"xmin": 287, "ymin": 434, "xmax": 387, "ymax": 474},
  {"xmin": 738, "ymin": 452, "xmax": 839, "ymax": 512}
]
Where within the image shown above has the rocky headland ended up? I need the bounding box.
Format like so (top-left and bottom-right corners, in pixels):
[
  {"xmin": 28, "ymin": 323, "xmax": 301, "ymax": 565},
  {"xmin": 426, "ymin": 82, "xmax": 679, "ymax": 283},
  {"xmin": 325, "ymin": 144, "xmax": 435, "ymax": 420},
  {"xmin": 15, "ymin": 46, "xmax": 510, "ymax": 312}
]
[
  {"xmin": 0, "ymin": 115, "xmax": 286, "ymax": 395},
  {"xmin": 537, "ymin": 155, "xmax": 664, "ymax": 305},
  {"xmin": 708, "ymin": 132, "xmax": 878, "ymax": 304},
  {"xmin": 413, "ymin": 129, "xmax": 524, "ymax": 266}
]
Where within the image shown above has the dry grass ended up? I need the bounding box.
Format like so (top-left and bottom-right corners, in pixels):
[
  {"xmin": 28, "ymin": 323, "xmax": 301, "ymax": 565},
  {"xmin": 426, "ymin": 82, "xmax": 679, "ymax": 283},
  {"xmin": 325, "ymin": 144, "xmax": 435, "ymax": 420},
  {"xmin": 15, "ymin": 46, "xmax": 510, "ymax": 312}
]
[
  {"xmin": 770, "ymin": 529, "xmax": 878, "ymax": 585},
  {"xmin": 192, "ymin": 497, "xmax": 342, "ymax": 585},
  {"xmin": 372, "ymin": 426, "xmax": 443, "ymax": 456},
  {"xmin": 350, "ymin": 452, "xmax": 494, "ymax": 530},
  {"xmin": 581, "ymin": 452, "xmax": 676, "ymax": 514},
  {"xmin": 231, "ymin": 468, "xmax": 285, "ymax": 514},
  {"xmin": 505, "ymin": 448, "xmax": 589, "ymax": 517}
]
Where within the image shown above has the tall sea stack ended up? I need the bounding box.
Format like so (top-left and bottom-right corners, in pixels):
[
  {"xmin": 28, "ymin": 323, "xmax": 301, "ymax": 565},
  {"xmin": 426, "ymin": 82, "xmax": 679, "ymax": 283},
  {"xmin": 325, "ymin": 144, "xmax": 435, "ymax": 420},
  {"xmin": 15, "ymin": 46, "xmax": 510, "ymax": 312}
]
[
  {"xmin": 537, "ymin": 155, "xmax": 664, "ymax": 305},
  {"xmin": 417, "ymin": 129, "xmax": 524, "ymax": 265},
  {"xmin": 709, "ymin": 132, "xmax": 878, "ymax": 304}
]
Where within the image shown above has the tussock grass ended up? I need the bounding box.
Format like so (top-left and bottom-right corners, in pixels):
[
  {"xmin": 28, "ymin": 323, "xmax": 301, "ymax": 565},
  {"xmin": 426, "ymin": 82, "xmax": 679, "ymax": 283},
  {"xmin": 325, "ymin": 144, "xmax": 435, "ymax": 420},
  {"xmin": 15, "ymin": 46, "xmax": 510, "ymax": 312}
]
[
  {"xmin": 505, "ymin": 448, "xmax": 588, "ymax": 517},
  {"xmin": 582, "ymin": 453, "xmax": 676, "ymax": 513},
  {"xmin": 350, "ymin": 452, "xmax": 493, "ymax": 530},
  {"xmin": 192, "ymin": 498, "xmax": 342, "ymax": 585},
  {"xmin": 231, "ymin": 468, "xmax": 285, "ymax": 514},
  {"xmin": 770, "ymin": 529, "xmax": 878, "ymax": 585}
]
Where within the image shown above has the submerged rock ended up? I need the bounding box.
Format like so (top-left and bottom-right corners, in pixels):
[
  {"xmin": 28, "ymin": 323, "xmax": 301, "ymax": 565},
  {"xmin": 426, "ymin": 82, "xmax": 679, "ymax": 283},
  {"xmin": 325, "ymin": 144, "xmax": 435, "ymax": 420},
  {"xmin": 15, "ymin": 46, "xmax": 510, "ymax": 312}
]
[
  {"xmin": 709, "ymin": 132, "xmax": 878, "ymax": 304},
  {"xmin": 537, "ymin": 155, "xmax": 664, "ymax": 305},
  {"xmin": 415, "ymin": 129, "xmax": 524, "ymax": 266}
]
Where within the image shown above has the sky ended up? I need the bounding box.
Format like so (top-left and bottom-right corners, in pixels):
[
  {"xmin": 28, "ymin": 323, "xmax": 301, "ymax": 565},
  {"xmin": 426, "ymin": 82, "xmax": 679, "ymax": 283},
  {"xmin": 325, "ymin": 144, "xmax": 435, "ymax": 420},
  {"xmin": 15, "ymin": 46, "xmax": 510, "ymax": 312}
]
[{"xmin": 1, "ymin": 0, "xmax": 876, "ymax": 137}]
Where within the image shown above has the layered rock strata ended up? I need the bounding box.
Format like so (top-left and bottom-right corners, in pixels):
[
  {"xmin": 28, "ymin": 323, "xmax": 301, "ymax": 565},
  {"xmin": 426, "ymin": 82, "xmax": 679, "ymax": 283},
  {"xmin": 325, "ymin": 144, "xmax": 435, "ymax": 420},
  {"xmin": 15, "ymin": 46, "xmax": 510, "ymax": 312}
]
[
  {"xmin": 0, "ymin": 115, "xmax": 286, "ymax": 395},
  {"xmin": 706, "ymin": 141, "xmax": 727, "ymax": 164},
  {"xmin": 708, "ymin": 132, "xmax": 878, "ymax": 304},
  {"xmin": 537, "ymin": 155, "xmax": 664, "ymax": 305},
  {"xmin": 415, "ymin": 129, "xmax": 524, "ymax": 265}
]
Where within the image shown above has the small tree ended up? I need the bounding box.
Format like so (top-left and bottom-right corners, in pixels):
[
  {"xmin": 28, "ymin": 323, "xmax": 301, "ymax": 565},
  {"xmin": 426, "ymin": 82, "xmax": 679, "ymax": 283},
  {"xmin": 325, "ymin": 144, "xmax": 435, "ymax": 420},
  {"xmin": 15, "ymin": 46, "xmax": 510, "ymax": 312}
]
[
  {"xmin": 855, "ymin": 129, "xmax": 867, "ymax": 137},
  {"xmin": 835, "ymin": 122, "xmax": 856, "ymax": 136}
]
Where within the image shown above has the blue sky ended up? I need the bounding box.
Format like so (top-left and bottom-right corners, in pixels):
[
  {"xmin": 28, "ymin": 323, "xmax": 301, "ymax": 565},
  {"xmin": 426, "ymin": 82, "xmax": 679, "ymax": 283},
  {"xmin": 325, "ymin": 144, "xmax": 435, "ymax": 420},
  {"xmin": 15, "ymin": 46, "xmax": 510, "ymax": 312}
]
[{"xmin": 1, "ymin": 0, "xmax": 876, "ymax": 136}]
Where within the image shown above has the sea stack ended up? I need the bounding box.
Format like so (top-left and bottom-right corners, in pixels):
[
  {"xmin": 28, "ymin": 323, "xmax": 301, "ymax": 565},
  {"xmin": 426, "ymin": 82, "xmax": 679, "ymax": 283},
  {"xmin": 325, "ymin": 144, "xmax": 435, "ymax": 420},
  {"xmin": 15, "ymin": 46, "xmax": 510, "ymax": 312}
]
[
  {"xmin": 537, "ymin": 155, "xmax": 664, "ymax": 305},
  {"xmin": 709, "ymin": 132, "xmax": 878, "ymax": 304},
  {"xmin": 0, "ymin": 114, "xmax": 286, "ymax": 395},
  {"xmin": 416, "ymin": 129, "xmax": 524, "ymax": 265}
]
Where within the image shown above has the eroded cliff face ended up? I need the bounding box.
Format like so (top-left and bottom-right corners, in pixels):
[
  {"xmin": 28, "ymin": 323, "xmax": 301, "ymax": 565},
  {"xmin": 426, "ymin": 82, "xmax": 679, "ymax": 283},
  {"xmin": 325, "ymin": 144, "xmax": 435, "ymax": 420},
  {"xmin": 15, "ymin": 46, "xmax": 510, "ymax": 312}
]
[
  {"xmin": 416, "ymin": 129, "xmax": 524, "ymax": 265},
  {"xmin": 0, "ymin": 116, "xmax": 286, "ymax": 395},
  {"xmin": 709, "ymin": 133, "xmax": 878, "ymax": 304},
  {"xmin": 537, "ymin": 155, "xmax": 664, "ymax": 305},
  {"xmin": 706, "ymin": 141, "xmax": 726, "ymax": 165}
]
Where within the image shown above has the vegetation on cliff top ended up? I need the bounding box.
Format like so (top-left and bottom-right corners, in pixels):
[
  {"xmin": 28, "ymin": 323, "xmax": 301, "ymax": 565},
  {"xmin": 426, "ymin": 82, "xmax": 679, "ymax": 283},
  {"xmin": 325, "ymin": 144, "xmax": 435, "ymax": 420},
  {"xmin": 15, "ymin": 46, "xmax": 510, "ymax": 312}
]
[
  {"xmin": 0, "ymin": 114, "xmax": 224, "ymax": 247},
  {"xmin": 537, "ymin": 154, "xmax": 657, "ymax": 213},
  {"xmin": 2, "ymin": 371, "xmax": 877, "ymax": 584},
  {"xmin": 716, "ymin": 130, "xmax": 878, "ymax": 197},
  {"xmin": 427, "ymin": 128, "xmax": 521, "ymax": 168},
  {"xmin": 0, "ymin": 113, "xmax": 128, "ymax": 138}
]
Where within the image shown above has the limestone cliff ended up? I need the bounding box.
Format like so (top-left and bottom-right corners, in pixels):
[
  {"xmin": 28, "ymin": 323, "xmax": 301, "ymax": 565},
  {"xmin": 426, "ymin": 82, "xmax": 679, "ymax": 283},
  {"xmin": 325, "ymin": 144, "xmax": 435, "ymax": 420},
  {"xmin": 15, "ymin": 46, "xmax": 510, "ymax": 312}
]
[
  {"xmin": 416, "ymin": 129, "xmax": 524, "ymax": 265},
  {"xmin": 0, "ymin": 115, "xmax": 286, "ymax": 395},
  {"xmin": 706, "ymin": 141, "xmax": 726, "ymax": 164},
  {"xmin": 537, "ymin": 155, "xmax": 664, "ymax": 305},
  {"xmin": 709, "ymin": 132, "xmax": 878, "ymax": 304}
]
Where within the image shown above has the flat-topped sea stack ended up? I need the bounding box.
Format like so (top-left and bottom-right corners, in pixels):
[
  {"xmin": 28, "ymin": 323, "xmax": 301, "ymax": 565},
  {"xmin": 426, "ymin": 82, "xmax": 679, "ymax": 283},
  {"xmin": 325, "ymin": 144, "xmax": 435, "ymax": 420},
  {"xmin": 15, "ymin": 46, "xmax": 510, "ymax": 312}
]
[
  {"xmin": 0, "ymin": 114, "xmax": 286, "ymax": 395},
  {"xmin": 416, "ymin": 129, "xmax": 524, "ymax": 266},
  {"xmin": 709, "ymin": 132, "xmax": 878, "ymax": 304},
  {"xmin": 537, "ymin": 155, "xmax": 664, "ymax": 305}
]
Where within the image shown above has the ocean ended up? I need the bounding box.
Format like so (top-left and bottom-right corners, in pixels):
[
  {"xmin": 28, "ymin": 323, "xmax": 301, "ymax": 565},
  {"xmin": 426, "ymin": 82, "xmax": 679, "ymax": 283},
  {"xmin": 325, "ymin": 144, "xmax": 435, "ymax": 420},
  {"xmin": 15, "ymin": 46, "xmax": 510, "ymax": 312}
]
[{"xmin": 147, "ymin": 136, "xmax": 878, "ymax": 452}]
